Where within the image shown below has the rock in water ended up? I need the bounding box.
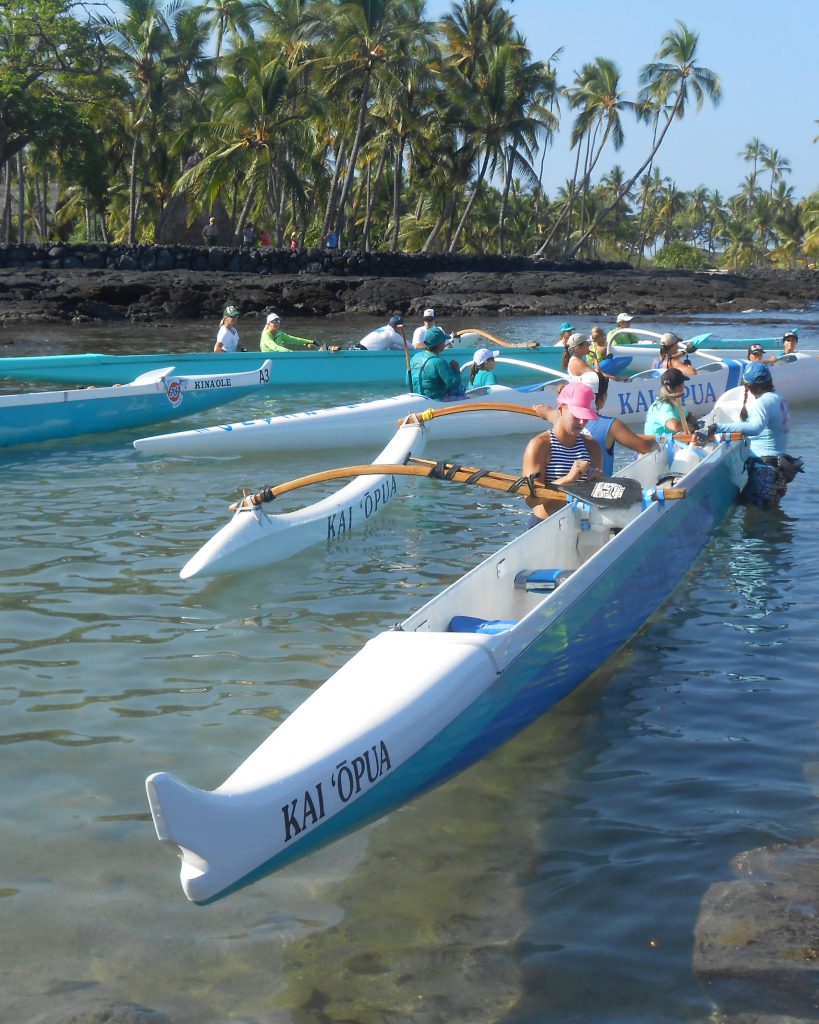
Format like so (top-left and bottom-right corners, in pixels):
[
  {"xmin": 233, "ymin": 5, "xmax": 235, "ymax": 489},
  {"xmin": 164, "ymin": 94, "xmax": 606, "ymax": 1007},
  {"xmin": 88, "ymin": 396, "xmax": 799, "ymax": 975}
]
[{"xmin": 694, "ymin": 839, "xmax": 819, "ymax": 1020}]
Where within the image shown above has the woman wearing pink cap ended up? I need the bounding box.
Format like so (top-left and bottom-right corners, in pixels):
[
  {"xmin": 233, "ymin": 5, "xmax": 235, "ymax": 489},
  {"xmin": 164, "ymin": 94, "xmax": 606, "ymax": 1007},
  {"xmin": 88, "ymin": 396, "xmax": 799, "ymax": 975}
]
[{"xmin": 522, "ymin": 380, "xmax": 603, "ymax": 526}]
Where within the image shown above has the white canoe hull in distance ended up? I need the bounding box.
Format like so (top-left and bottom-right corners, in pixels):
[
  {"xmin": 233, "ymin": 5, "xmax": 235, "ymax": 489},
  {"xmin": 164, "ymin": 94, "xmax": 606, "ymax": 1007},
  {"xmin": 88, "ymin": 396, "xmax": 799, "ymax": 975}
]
[
  {"xmin": 179, "ymin": 420, "xmax": 427, "ymax": 580},
  {"xmin": 133, "ymin": 354, "xmax": 816, "ymax": 457},
  {"xmin": 147, "ymin": 435, "xmax": 748, "ymax": 902}
]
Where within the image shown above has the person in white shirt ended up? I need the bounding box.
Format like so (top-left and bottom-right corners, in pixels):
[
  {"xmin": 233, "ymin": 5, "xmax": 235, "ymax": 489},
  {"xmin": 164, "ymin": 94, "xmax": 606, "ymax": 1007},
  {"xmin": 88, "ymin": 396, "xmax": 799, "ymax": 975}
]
[
  {"xmin": 214, "ymin": 305, "xmax": 244, "ymax": 352},
  {"xmin": 358, "ymin": 315, "xmax": 408, "ymax": 351},
  {"xmin": 412, "ymin": 308, "xmax": 438, "ymax": 348}
]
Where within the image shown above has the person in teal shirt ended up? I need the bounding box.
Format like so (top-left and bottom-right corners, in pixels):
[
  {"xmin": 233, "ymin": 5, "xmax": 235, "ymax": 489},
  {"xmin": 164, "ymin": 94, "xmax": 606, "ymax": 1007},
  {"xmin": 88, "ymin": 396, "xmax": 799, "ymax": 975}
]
[
  {"xmin": 467, "ymin": 348, "xmax": 499, "ymax": 390},
  {"xmin": 409, "ymin": 326, "xmax": 465, "ymax": 399},
  {"xmin": 643, "ymin": 368, "xmax": 696, "ymax": 436}
]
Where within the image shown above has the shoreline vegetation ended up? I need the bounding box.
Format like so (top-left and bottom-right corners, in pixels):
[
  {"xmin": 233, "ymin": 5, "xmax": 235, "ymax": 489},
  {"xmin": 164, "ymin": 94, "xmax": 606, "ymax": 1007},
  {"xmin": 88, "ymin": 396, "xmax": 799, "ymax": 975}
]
[
  {"xmin": 3, "ymin": 4, "xmax": 818, "ymax": 273},
  {"xmin": 0, "ymin": 247, "xmax": 816, "ymax": 326}
]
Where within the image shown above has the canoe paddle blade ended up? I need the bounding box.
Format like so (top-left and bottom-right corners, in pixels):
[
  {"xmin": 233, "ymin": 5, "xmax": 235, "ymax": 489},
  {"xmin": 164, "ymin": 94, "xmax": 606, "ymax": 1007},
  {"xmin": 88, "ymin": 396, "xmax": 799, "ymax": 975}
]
[{"xmin": 559, "ymin": 475, "xmax": 643, "ymax": 508}]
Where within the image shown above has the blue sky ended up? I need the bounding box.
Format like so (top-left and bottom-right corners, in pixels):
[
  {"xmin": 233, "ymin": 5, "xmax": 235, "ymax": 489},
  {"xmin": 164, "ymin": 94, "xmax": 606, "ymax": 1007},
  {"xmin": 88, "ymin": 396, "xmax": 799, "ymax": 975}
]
[{"xmin": 430, "ymin": 0, "xmax": 819, "ymax": 200}]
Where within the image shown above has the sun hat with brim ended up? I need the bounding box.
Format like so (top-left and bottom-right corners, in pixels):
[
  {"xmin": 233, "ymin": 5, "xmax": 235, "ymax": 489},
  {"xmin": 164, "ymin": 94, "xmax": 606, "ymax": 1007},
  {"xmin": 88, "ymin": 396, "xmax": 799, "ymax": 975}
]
[
  {"xmin": 557, "ymin": 381, "xmax": 599, "ymax": 420},
  {"xmin": 743, "ymin": 362, "xmax": 772, "ymax": 385},
  {"xmin": 616, "ymin": 312, "xmax": 633, "ymax": 323},
  {"xmin": 423, "ymin": 308, "xmax": 436, "ymax": 319},
  {"xmin": 473, "ymin": 347, "xmax": 499, "ymax": 365},
  {"xmin": 423, "ymin": 325, "xmax": 449, "ymax": 349},
  {"xmin": 223, "ymin": 305, "xmax": 240, "ymax": 317},
  {"xmin": 266, "ymin": 312, "xmax": 281, "ymax": 324},
  {"xmin": 559, "ymin": 321, "xmax": 574, "ymax": 333}
]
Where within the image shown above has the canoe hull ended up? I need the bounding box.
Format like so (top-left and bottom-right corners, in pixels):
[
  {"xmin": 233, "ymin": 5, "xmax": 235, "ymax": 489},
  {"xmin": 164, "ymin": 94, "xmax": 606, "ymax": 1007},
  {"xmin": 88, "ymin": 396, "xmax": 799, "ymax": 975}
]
[
  {"xmin": 0, "ymin": 347, "xmax": 565, "ymax": 388},
  {"xmin": 147, "ymin": 437, "xmax": 747, "ymax": 901},
  {"xmin": 0, "ymin": 362, "xmax": 273, "ymax": 448},
  {"xmin": 134, "ymin": 354, "xmax": 818, "ymax": 457}
]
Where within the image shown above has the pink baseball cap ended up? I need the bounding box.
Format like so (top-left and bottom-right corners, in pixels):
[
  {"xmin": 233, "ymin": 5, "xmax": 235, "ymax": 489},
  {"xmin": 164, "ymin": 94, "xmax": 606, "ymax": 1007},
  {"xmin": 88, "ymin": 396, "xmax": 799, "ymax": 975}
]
[{"xmin": 557, "ymin": 381, "xmax": 600, "ymax": 420}]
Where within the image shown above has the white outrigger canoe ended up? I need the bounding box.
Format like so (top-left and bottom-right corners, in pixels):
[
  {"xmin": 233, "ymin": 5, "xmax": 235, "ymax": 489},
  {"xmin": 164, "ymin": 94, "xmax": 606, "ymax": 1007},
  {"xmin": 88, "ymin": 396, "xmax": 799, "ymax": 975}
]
[
  {"xmin": 133, "ymin": 353, "xmax": 817, "ymax": 457},
  {"xmin": 147, "ymin": 432, "xmax": 748, "ymax": 902},
  {"xmin": 0, "ymin": 360, "xmax": 273, "ymax": 448},
  {"xmin": 179, "ymin": 420, "xmax": 427, "ymax": 579}
]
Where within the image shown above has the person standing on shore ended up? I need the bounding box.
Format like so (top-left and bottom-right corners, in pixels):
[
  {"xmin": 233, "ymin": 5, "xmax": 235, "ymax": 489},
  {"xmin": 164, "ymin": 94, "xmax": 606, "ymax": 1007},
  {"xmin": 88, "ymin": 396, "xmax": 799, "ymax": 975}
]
[
  {"xmin": 214, "ymin": 306, "xmax": 244, "ymax": 352},
  {"xmin": 289, "ymin": 232, "xmax": 299, "ymax": 250},
  {"xmin": 260, "ymin": 313, "xmax": 320, "ymax": 352},
  {"xmin": 202, "ymin": 217, "xmax": 218, "ymax": 246},
  {"xmin": 409, "ymin": 326, "xmax": 465, "ymax": 399},
  {"xmin": 608, "ymin": 312, "xmax": 639, "ymax": 345}
]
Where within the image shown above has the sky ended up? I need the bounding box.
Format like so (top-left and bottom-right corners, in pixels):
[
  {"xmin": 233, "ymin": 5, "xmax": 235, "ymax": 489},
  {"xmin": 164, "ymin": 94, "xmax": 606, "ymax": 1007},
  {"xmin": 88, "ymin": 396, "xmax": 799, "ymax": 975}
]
[{"xmin": 429, "ymin": 0, "xmax": 819, "ymax": 200}]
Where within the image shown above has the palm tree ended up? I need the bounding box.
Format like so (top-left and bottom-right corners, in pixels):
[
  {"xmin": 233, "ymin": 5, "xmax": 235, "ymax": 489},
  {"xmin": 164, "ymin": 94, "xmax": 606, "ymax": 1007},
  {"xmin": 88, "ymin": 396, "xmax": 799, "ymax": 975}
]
[
  {"xmin": 194, "ymin": 0, "xmax": 254, "ymax": 62},
  {"xmin": 96, "ymin": 0, "xmax": 179, "ymax": 244},
  {"xmin": 761, "ymin": 147, "xmax": 791, "ymax": 197},
  {"xmin": 303, "ymin": 0, "xmax": 416, "ymax": 246},
  {"xmin": 738, "ymin": 137, "xmax": 768, "ymax": 210},
  {"xmin": 558, "ymin": 20, "xmax": 721, "ymax": 260}
]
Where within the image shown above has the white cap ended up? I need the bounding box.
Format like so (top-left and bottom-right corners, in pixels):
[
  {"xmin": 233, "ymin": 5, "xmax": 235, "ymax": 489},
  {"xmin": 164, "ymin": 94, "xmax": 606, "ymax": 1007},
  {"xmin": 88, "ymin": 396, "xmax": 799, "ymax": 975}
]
[
  {"xmin": 579, "ymin": 370, "xmax": 600, "ymax": 394},
  {"xmin": 266, "ymin": 312, "xmax": 281, "ymax": 324},
  {"xmin": 616, "ymin": 312, "xmax": 633, "ymax": 322},
  {"xmin": 473, "ymin": 348, "xmax": 499, "ymax": 365},
  {"xmin": 423, "ymin": 308, "xmax": 435, "ymax": 319}
]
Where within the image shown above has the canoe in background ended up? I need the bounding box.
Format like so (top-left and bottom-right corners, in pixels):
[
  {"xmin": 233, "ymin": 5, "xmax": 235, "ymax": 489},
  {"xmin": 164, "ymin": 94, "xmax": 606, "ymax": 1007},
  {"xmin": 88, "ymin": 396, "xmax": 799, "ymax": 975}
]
[
  {"xmin": 0, "ymin": 361, "xmax": 272, "ymax": 448},
  {"xmin": 132, "ymin": 354, "xmax": 819, "ymax": 457}
]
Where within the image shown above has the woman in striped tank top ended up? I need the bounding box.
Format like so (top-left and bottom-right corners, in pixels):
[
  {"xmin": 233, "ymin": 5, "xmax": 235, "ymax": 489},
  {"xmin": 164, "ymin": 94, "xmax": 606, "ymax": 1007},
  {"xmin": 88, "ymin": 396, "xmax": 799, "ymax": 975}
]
[{"xmin": 522, "ymin": 381, "xmax": 603, "ymax": 527}]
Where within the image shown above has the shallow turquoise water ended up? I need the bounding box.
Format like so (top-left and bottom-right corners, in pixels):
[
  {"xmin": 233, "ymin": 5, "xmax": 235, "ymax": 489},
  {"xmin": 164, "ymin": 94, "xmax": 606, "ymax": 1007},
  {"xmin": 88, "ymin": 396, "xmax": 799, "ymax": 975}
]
[{"xmin": 1, "ymin": 311, "xmax": 817, "ymax": 1022}]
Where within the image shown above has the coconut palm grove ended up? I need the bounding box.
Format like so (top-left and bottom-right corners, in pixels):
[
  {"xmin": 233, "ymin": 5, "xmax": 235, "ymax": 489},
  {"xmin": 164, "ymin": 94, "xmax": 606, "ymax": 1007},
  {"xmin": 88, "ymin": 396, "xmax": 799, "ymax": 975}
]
[{"xmin": 2, "ymin": 0, "xmax": 818, "ymax": 267}]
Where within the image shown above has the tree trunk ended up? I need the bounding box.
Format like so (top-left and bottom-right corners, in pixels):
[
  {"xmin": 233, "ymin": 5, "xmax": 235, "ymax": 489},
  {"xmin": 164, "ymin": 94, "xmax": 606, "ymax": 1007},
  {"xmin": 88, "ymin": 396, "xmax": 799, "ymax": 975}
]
[
  {"xmin": 497, "ymin": 145, "xmax": 515, "ymax": 255},
  {"xmin": 389, "ymin": 134, "xmax": 406, "ymax": 252},
  {"xmin": 448, "ymin": 148, "xmax": 491, "ymax": 253},
  {"xmin": 333, "ymin": 63, "xmax": 373, "ymax": 246},
  {"xmin": 128, "ymin": 132, "xmax": 140, "ymax": 244},
  {"xmin": 17, "ymin": 150, "xmax": 25, "ymax": 243},
  {"xmin": 233, "ymin": 188, "xmax": 255, "ymax": 246},
  {"xmin": 2, "ymin": 160, "xmax": 11, "ymax": 243},
  {"xmin": 533, "ymin": 141, "xmax": 583, "ymax": 256},
  {"xmin": 321, "ymin": 135, "xmax": 347, "ymax": 241}
]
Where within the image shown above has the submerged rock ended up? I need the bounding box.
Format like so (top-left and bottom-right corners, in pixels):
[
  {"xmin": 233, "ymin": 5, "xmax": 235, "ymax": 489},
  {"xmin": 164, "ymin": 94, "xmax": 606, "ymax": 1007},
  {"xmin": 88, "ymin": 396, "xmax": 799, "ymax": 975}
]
[{"xmin": 694, "ymin": 839, "xmax": 819, "ymax": 1021}]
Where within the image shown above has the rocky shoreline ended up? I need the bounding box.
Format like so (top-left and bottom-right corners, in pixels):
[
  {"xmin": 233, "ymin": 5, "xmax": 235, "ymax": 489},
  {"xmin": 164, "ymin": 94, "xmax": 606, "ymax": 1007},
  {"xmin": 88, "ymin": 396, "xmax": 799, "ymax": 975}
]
[{"xmin": 0, "ymin": 246, "xmax": 816, "ymax": 324}]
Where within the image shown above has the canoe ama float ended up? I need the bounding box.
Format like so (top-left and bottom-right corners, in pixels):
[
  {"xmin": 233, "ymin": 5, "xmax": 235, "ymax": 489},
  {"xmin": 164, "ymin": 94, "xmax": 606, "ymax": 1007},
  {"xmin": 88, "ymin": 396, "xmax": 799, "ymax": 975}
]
[
  {"xmin": 179, "ymin": 421, "xmax": 427, "ymax": 579},
  {"xmin": 146, "ymin": 434, "xmax": 748, "ymax": 902},
  {"xmin": 0, "ymin": 361, "xmax": 273, "ymax": 448}
]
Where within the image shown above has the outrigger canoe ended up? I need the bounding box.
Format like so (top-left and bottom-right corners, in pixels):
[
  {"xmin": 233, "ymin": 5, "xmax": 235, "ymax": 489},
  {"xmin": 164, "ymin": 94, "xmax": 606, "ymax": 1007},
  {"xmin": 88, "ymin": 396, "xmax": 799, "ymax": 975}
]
[
  {"xmin": 179, "ymin": 420, "xmax": 427, "ymax": 579},
  {"xmin": 147, "ymin": 431, "xmax": 748, "ymax": 902},
  {"xmin": 133, "ymin": 353, "xmax": 818, "ymax": 457},
  {"xmin": 0, "ymin": 361, "xmax": 272, "ymax": 448},
  {"xmin": 0, "ymin": 345, "xmax": 567, "ymax": 388}
]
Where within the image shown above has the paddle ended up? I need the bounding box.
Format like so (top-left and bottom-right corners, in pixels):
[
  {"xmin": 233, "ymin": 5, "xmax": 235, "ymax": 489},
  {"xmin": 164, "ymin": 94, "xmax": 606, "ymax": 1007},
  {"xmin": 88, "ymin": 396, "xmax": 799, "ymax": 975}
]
[
  {"xmin": 398, "ymin": 323, "xmax": 413, "ymax": 393},
  {"xmin": 452, "ymin": 328, "xmax": 539, "ymax": 350},
  {"xmin": 228, "ymin": 457, "xmax": 685, "ymax": 513},
  {"xmin": 409, "ymin": 401, "xmax": 545, "ymax": 424}
]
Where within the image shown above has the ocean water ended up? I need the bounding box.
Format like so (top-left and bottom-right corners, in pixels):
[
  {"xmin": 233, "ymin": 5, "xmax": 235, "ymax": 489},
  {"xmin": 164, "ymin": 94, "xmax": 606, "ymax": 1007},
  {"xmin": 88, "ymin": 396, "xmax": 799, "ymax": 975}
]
[{"xmin": 1, "ymin": 310, "xmax": 818, "ymax": 1023}]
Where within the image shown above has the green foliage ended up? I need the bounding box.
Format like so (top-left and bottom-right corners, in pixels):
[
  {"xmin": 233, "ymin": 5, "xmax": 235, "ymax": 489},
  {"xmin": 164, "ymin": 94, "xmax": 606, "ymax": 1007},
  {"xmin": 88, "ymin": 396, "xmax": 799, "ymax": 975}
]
[{"xmin": 652, "ymin": 241, "xmax": 710, "ymax": 270}]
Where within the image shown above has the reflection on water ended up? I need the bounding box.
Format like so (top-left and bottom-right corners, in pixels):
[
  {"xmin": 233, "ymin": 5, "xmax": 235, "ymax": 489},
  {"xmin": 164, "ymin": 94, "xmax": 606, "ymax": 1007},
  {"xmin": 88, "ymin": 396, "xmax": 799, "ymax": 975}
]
[{"xmin": 0, "ymin": 317, "xmax": 817, "ymax": 1022}]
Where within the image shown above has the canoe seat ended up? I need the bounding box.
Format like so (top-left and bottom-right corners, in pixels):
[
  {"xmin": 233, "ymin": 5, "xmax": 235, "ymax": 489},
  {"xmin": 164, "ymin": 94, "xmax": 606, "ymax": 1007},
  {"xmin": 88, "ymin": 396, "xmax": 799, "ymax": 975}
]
[
  {"xmin": 448, "ymin": 615, "xmax": 516, "ymax": 635},
  {"xmin": 514, "ymin": 569, "xmax": 572, "ymax": 592}
]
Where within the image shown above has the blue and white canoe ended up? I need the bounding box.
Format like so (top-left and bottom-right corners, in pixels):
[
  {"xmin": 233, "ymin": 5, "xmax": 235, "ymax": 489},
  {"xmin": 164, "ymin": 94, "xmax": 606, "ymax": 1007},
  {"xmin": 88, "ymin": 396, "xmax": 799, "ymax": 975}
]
[
  {"xmin": 146, "ymin": 432, "xmax": 748, "ymax": 902},
  {"xmin": 0, "ymin": 361, "xmax": 273, "ymax": 448},
  {"xmin": 132, "ymin": 354, "xmax": 818, "ymax": 457}
]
